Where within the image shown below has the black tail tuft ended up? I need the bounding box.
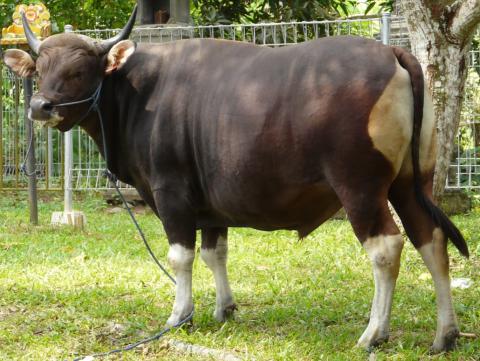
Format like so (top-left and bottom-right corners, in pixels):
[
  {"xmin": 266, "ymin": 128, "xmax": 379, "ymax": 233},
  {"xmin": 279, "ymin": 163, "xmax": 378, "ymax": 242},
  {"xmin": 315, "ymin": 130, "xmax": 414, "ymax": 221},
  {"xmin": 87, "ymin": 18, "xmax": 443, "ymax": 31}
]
[
  {"xmin": 393, "ymin": 46, "xmax": 469, "ymax": 258},
  {"xmin": 417, "ymin": 191, "xmax": 469, "ymax": 258}
]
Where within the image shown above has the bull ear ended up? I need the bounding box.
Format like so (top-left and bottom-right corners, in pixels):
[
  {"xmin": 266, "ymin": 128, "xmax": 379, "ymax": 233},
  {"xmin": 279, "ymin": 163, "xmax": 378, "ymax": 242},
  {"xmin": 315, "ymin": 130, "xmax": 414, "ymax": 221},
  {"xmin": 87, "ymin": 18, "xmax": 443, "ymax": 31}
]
[
  {"xmin": 105, "ymin": 40, "xmax": 135, "ymax": 75},
  {"xmin": 3, "ymin": 49, "xmax": 36, "ymax": 78}
]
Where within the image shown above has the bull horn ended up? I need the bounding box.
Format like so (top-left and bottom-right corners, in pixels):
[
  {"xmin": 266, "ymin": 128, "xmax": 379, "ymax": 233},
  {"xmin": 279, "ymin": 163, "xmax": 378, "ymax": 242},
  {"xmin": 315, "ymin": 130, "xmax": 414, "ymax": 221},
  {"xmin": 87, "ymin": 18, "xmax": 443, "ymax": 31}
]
[
  {"xmin": 99, "ymin": 5, "xmax": 137, "ymax": 53},
  {"xmin": 21, "ymin": 11, "xmax": 41, "ymax": 54}
]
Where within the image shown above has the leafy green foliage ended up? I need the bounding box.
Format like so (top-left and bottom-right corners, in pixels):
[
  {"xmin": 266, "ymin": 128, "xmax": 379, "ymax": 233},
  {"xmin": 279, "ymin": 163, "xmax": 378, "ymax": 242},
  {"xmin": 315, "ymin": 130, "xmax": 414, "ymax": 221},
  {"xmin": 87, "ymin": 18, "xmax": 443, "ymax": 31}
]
[
  {"xmin": 0, "ymin": 0, "xmax": 135, "ymax": 31},
  {"xmin": 0, "ymin": 1, "xmax": 394, "ymax": 31},
  {"xmin": 191, "ymin": 0, "xmax": 395, "ymax": 25}
]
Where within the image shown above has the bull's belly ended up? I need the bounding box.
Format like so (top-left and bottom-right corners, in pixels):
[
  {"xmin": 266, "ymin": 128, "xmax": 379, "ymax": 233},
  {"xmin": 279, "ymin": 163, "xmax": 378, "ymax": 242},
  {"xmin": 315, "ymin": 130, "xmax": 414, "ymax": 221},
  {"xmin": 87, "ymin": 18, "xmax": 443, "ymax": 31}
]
[{"xmin": 197, "ymin": 182, "xmax": 342, "ymax": 237}]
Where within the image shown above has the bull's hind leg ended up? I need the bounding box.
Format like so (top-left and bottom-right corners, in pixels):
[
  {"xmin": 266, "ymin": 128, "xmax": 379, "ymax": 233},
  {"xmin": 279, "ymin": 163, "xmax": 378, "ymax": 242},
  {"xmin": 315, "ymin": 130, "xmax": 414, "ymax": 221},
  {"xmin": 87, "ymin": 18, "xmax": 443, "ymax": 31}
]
[
  {"xmin": 358, "ymin": 230, "xmax": 404, "ymax": 348},
  {"xmin": 201, "ymin": 227, "xmax": 237, "ymax": 322},
  {"xmin": 342, "ymin": 199, "xmax": 405, "ymax": 349},
  {"xmin": 332, "ymin": 182, "xmax": 403, "ymax": 348},
  {"xmin": 343, "ymin": 199, "xmax": 404, "ymax": 349},
  {"xmin": 390, "ymin": 178, "xmax": 459, "ymax": 352},
  {"xmin": 420, "ymin": 229, "xmax": 459, "ymax": 352},
  {"xmin": 328, "ymin": 152, "xmax": 405, "ymax": 348}
]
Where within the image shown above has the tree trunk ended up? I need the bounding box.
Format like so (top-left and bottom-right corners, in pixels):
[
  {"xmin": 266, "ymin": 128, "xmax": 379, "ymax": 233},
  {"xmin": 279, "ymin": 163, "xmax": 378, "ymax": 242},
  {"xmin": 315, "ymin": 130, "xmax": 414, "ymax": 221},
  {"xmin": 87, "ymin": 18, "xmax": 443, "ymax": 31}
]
[{"xmin": 400, "ymin": 0, "xmax": 480, "ymax": 200}]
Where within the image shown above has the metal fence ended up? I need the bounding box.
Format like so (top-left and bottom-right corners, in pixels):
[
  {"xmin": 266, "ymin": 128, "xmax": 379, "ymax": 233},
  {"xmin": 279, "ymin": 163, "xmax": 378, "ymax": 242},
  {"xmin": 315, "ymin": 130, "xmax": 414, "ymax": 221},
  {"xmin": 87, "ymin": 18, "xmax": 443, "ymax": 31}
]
[
  {"xmin": 0, "ymin": 69, "xmax": 63, "ymax": 190},
  {"xmin": 1, "ymin": 15, "xmax": 479, "ymax": 190},
  {"xmin": 79, "ymin": 16, "xmax": 384, "ymax": 45},
  {"xmin": 447, "ymin": 46, "xmax": 480, "ymax": 189}
]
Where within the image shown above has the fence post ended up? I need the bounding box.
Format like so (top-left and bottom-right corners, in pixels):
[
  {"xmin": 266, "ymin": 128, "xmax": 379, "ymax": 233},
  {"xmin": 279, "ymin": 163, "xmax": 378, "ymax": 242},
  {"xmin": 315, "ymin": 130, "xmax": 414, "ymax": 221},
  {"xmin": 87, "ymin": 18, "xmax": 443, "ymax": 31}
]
[
  {"xmin": 381, "ymin": 12, "xmax": 391, "ymax": 45},
  {"xmin": 23, "ymin": 77, "xmax": 38, "ymax": 224},
  {"xmin": 64, "ymin": 24, "xmax": 73, "ymax": 213},
  {"xmin": 47, "ymin": 127, "xmax": 53, "ymax": 188},
  {"xmin": 51, "ymin": 24, "xmax": 86, "ymax": 228},
  {"xmin": 0, "ymin": 61, "xmax": 3, "ymax": 190}
]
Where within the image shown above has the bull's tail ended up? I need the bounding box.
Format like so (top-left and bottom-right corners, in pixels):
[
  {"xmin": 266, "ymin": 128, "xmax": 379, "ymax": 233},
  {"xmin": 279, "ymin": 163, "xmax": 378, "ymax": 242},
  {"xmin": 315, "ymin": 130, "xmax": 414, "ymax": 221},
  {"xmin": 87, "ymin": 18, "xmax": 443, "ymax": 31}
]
[{"xmin": 392, "ymin": 46, "xmax": 469, "ymax": 258}]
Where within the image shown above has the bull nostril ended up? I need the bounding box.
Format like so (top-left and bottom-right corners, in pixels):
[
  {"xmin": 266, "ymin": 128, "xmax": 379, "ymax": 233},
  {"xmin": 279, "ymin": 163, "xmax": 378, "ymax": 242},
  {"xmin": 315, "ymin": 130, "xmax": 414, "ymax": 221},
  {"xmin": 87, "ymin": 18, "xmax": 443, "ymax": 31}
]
[{"xmin": 42, "ymin": 102, "xmax": 53, "ymax": 112}]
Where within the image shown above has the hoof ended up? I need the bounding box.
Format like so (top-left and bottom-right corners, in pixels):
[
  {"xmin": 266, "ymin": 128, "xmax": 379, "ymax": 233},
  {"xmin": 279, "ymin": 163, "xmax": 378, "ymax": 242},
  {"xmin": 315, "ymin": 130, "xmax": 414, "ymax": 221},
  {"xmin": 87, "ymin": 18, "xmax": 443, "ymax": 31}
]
[
  {"xmin": 166, "ymin": 310, "xmax": 194, "ymax": 328},
  {"xmin": 214, "ymin": 303, "xmax": 238, "ymax": 322},
  {"xmin": 430, "ymin": 328, "xmax": 460, "ymax": 354},
  {"xmin": 357, "ymin": 329, "xmax": 389, "ymax": 350}
]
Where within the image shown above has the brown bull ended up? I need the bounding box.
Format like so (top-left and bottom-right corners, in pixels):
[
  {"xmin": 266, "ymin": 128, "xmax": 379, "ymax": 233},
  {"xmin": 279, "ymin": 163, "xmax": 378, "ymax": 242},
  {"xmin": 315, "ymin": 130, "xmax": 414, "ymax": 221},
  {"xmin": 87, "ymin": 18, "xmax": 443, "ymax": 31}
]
[{"xmin": 3, "ymin": 7, "xmax": 468, "ymax": 352}]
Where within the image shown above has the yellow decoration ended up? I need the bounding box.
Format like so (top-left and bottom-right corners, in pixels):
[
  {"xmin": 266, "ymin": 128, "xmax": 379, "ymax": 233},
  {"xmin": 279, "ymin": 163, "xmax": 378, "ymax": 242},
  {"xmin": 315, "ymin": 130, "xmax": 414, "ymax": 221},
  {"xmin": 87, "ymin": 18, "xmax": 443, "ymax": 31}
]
[{"xmin": 1, "ymin": 3, "xmax": 51, "ymax": 46}]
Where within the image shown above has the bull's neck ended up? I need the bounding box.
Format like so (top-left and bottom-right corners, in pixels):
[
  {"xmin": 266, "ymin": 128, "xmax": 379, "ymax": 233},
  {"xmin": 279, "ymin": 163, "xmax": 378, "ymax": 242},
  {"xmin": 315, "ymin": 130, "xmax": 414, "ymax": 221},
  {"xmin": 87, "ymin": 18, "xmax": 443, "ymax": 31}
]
[
  {"xmin": 79, "ymin": 75, "xmax": 128, "ymax": 182},
  {"xmin": 80, "ymin": 112, "xmax": 107, "ymax": 159}
]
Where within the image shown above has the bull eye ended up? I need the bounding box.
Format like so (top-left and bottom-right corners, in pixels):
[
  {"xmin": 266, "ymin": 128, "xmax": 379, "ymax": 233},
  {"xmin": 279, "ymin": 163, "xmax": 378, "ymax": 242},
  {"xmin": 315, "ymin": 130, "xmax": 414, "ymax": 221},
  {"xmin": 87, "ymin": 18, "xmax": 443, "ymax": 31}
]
[{"xmin": 66, "ymin": 71, "xmax": 82, "ymax": 81}]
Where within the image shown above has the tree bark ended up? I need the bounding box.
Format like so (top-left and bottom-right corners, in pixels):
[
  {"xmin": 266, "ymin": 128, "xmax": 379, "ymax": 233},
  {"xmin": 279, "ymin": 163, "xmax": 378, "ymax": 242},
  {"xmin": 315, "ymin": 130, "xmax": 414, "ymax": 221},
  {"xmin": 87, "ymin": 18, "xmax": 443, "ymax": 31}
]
[{"xmin": 399, "ymin": 0, "xmax": 480, "ymax": 199}]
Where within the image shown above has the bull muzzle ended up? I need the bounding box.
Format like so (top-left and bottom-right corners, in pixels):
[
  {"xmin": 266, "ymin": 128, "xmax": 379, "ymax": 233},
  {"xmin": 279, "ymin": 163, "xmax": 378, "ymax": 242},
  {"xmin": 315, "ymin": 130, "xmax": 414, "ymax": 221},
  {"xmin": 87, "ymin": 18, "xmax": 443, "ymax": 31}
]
[
  {"xmin": 29, "ymin": 95, "xmax": 64, "ymax": 128},
  {"xmin": 29, "ymin": 95, "xmax": 54, "ymax": 120}
]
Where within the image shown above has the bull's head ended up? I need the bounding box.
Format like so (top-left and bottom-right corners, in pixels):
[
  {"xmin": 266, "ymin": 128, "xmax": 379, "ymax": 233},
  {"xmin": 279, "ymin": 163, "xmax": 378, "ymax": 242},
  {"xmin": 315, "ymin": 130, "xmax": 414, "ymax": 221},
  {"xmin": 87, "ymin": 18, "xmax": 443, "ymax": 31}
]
[{"xmin": 2, "ymin": 7, "xmax": 137, "ymax": 131}]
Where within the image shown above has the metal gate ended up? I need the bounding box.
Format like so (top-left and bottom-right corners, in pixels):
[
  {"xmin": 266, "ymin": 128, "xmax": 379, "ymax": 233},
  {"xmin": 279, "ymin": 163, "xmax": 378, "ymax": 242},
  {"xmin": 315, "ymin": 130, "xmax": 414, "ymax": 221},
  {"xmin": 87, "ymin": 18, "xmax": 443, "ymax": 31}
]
[{"xmin": 1, "ymin": 15, "xmax": 479, "ymax": 190}]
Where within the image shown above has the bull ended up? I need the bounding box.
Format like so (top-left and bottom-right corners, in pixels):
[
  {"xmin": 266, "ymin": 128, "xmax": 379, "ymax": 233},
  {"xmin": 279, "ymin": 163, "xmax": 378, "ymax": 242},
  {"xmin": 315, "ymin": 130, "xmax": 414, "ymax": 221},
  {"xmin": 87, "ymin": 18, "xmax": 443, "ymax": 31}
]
[{"xmin": 3, "ymin": 7, "xmax": 469, "ymax": 352}]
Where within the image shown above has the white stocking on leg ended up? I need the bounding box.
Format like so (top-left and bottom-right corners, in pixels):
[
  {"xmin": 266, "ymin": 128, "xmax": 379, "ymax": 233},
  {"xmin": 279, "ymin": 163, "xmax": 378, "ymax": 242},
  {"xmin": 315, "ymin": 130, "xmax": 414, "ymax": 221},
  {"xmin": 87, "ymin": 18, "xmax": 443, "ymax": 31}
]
[
  {"xmin": 418, "ymin": 228, "xmax": 459, "ymax": 353},
  {"xmin": 357, "ymin": 234, "xmax": 404, "ymax": 349},
  {"xmin": 166, "ymin": 244, "xmax": 195, "ymax": 327},
  {"xmin": 201, "ymin": 235, "xmax": 236, "ymax": 322}
]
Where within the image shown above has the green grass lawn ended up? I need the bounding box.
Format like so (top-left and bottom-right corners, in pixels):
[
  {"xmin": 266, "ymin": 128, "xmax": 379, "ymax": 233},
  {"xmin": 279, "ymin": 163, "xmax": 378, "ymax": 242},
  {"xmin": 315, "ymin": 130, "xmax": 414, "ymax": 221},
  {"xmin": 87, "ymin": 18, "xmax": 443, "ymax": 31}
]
[{"xmin": 0, "ymin": 192, "xmax": 479, "ymax": 360}]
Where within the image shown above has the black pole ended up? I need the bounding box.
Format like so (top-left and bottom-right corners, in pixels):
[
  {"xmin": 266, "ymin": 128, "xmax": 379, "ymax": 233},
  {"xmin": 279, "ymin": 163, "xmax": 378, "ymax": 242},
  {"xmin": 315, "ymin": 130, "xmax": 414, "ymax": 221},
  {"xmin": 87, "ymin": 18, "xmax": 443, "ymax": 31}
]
[{"xmin": 23, "ymin": 77, "xmax": 38, "ymax": 225}]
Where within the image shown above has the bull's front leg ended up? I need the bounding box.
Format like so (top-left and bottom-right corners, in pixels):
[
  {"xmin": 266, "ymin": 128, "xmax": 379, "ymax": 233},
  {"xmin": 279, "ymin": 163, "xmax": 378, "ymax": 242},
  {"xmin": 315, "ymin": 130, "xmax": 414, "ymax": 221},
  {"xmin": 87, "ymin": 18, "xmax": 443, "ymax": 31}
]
[
  {"xmin": 154, "ymin": 190, "xmax": 196, "ymax": 327},
  {"xmin": 166, "ymin": 242, "xmax": 195, "ymax": 326}
]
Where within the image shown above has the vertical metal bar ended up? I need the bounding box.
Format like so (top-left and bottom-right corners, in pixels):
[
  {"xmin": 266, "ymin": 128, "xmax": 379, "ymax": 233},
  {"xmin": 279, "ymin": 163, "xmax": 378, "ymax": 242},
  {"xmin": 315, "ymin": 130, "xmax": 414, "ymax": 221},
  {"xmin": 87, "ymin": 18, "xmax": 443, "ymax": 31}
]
[
  {"xmin": 43, "ymin": 127, "xmax": 48, "ymax": 190},
  {"xmin": 0, "ymin": 61, "xmax": 3, "ymax": 189},
  {"xmin": 456, "ymin": 136, "xmax": 460, "ymax": 188},
  {"xmin": 47, "ymin": 127, "xmax": 53, "ymax": 189},
  {"xmin": 23, "ymin": 77, "xmax": 38, "ymax": 224},
  {"xmin": 64, "ymin": 24, "xmax": 74, "ymax": 212},
  {"xmin": 14, "ymin": 77, "xmax": 20, "ymax": 188},
  {"xmin": 64, "ymin": 123, "xmax": 73, "ymax": 209},
  {"xmin": 77, "ymin": 128, "xmax": 81, "ymax": 178},
  {"xmin": 381, "ymin": 12, "xmax": 391, "ymax": 45},
  {"xmin": 60, "ymin": 132, "xmax": 64, "ymax": 190}
]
